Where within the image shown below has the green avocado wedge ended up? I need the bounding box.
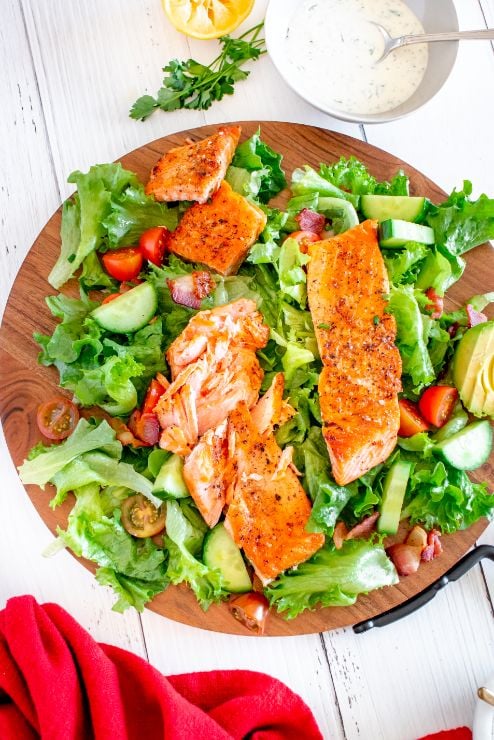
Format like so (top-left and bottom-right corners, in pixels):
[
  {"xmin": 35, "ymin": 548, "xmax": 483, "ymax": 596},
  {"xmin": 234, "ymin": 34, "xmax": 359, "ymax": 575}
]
[{"xmin": 453, "ymin": 321, "xmax": 494, "ymax": 418}]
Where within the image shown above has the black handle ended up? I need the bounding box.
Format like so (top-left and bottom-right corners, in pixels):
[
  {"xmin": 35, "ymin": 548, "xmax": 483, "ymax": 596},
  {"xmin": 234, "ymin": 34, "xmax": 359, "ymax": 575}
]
[{"xmin": 353, "ymin": 545, "xmax": 494, "ymax": 634}]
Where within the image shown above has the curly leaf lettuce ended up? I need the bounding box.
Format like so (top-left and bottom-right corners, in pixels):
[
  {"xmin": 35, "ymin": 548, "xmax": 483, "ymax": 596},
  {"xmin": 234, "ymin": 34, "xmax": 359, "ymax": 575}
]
[
  {"xmin": 230, "ymin": 129, "xmax": 286, "ymax": 203},
  {"xmin": 266, "ymin": 540, "xmax": 398, "ymax": 619}
]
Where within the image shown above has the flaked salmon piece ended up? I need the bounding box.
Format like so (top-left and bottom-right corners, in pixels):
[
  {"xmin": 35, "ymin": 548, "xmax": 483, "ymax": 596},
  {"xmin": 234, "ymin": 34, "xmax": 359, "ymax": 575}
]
[
  {"xmin": 145, "ymin": 125, "xmax": 241, "ymax": 204},
  {"xmin": 307, "ymin": 219, "xmax": 402, "ymax": 486},
  {"xmin": 167, "ymin": 181, "xmax": 267, "ymax": 276},
  {"xmin": 166, "ymin": 298, "xmax": 269, "ymax": 379},
  {"xmin": 183, "ymin": 421, "xmax": 229, "ymax": 528},
  {"xmin": 225, "ymin": 402, "xmax": 325, "ymax": 584},
  {"xmin": 156, "ymin": 299, "xmax": 269, "ymax": 453},
  {"xmin": 250, "ymin": 372, "xmax": 296, "ymax": 436}
]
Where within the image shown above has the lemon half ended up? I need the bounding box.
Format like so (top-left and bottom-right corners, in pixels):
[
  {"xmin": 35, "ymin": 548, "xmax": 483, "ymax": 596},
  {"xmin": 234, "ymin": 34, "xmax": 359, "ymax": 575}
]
[{"xmin": 163, "ymin": 0, "xmax": 255, "ymax": 40}]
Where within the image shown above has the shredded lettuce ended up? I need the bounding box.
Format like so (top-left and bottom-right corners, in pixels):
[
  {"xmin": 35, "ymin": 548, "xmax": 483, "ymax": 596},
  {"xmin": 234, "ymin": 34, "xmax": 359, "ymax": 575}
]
[{"xmin": 266, "ymin": 540, "xmax": 398, "ymax": 619}]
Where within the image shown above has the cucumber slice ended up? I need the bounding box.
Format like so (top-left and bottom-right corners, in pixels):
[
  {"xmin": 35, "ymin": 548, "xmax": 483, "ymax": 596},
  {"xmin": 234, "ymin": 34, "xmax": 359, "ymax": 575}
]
[
  {"xmin": 379, "ymin": 219, "xmax": 435, "ymax": 247},
  {"xmin": 91, "ymin": 282, "xmax": 157, "ymax": 333},
  {"xmin": 434, "ymin": 420, "xmax": 493, "ymax": 470},
  {"xmin": 152, "ymin": 454, "xmax": 190, "ymax": 499},
  {"xmin": 317, "ymin": 197, "xmax": 359, "ymax": 234},
  {"xmin": 377, "ymin": 460, "xmax": 412, "ymax": 535},
  {"xmin": 360, "ymin": 195, "xmax": 429, "ymax": 223},
  {"xmin": 203, "ymin": 523, "xmax": 252, "ymax": 593}
]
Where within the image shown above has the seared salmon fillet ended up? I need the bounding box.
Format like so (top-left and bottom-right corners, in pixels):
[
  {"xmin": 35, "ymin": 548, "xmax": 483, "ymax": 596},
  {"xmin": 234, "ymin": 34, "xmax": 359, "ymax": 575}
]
[
  {"xmin": 145, "ymin": 125, "xmax": 241, "ymax": 203},
  {"xmin": 224, "ymin": 402, "xmax": 325, "ymax": 584},
  {"xmin": 307, "ymin": 219, "xmax": 401, "ymax": 486},
  {"xmin": 250, "ymin": 372, "xmax": 296, "ymax": 435},
  {"xmin": 183, "ymin": 421, "xmax": 229, "ymax": 528},
  {"xmin": 155, "ymin": 299, "xmax": 269, "ymax": 455},
  {"xmin": 167, "ymin": 181, "xmax": 267, "ymax": 276}
]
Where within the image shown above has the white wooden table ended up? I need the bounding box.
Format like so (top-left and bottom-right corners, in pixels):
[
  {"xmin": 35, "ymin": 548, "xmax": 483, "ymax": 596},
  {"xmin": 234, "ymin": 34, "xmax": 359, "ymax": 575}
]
[{"xmin": 2, "ymin": 1, "xmax": 494, "ymax": 737}]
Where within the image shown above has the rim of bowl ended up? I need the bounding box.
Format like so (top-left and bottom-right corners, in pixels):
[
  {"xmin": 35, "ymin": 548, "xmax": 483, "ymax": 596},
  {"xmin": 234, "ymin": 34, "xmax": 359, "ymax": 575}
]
[{"xmin": 265, "ymin": 0, "xmax": 459, "ymax": 124}]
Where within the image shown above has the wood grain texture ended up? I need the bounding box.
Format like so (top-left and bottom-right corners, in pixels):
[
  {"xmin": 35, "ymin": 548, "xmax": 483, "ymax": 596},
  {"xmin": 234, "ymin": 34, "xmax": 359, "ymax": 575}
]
[{"xmin": 1, "ymin": 120, "xmax": 493, "ymax": 637}]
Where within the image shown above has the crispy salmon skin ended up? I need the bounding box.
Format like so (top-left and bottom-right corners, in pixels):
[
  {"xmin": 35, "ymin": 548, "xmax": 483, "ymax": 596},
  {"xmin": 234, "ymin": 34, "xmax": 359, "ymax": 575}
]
[
  {"xmin": 167, "ymin": 181, "xmax": 267, "ymax": 276},
  {"xmin": 145, "ymin": 125, "xmax": 241, "ymax": 203},
  {"xmin": 307, "ymin": 219, "xmax": 402, "ymax": 486}
]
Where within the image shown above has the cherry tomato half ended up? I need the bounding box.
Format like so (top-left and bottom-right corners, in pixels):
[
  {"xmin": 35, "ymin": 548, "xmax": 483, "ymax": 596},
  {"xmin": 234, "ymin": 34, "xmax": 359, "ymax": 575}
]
[
  {"xmin": 418, "ymin": 385, "xmax": 458, "ymax": 428},
  {"xmin": 120, "ymin": 494, "xmax": 166, "ymax": 538},
  {"xmin": 37, "ymin": 398, "xmax": 79, "ymax": 441},
  {"xmin": 228, "ymin": 592, "xmax": 270, "ymax": 635},
  {"xmin": 285, "ymin": 230, "xmax": 320, "ymax": 254},
  {"xmin": 398, "ymin": 398, "xmax": 430, "ymax": 437},
  {"xmin": 142, "ymin": 378, "xmax": 166, "ymax": 414},
  {"xmin": 425, "ymin": 287, "xmax": 444, "ymax": 320},
  {"xmin": 139, "ymin": 227, "xmax": 170, "ymax": 266},
  {"xmin": 102, "ymin": 247, "xmax": 143, "ymax": 281},
  {"xmin": 102, "ymin": 293, "xmax": 120, "ymax": 305}
]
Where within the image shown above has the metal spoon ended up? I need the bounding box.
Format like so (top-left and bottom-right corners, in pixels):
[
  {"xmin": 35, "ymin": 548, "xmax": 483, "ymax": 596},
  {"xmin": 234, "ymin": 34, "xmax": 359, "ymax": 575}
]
[{"xmin": 374, "ymin": 24, "xmax": 494, "ymax": 63}]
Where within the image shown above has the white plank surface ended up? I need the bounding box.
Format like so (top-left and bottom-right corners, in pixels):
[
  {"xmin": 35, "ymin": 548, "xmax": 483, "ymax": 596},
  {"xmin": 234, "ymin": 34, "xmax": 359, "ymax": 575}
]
[{"xmin": 1, "ymin": 1, "xmax": 494, "ymax": 738}]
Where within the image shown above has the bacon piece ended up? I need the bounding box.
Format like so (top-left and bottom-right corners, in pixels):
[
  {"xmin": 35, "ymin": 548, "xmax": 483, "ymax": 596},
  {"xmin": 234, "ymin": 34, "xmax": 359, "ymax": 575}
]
[
  {"xmin": 333, "ymin": 522, "xmax": 349, "ymax": 550},
  {"xmin": 422, "ymin": 529, "xmax": 442, "ymax": 562},
  {"xmin": 387, "ymin": 543, "xmax": 422, "ymax": 576},
  {"xmin": 425, "ymin": 287, "xmax": 444, "ymax": 319},
  {"xmin": 128, "ymin": 410, "xmax": 160, "ymax": 446},
  {"xmin": 167, "ymin": 271, "xmax": 215, "ymax": 309},
  {"xmin": 466, "ymin": 304, "xmax": 488, "ymax": 327},
  {"xmin": 346, "ymin": 511, "xmax": 380, "ymax": 540},
  {"xmin": 296, "ymin": 208, "xmax": 326, "ymax": 234}
]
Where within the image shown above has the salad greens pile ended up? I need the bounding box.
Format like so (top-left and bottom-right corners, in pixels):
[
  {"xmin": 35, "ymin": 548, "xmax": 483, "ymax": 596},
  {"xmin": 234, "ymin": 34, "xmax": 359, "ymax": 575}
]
[{"xmin": 19, "ymin": 129, "xmax": 494, "ymax": 622}]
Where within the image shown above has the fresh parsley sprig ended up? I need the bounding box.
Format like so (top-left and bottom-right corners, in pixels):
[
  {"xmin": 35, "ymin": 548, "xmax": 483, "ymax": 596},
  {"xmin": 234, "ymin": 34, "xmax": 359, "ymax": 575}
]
[{"xmin": 130, "ymin": 22, "xmax": 266, "ymax": 121}]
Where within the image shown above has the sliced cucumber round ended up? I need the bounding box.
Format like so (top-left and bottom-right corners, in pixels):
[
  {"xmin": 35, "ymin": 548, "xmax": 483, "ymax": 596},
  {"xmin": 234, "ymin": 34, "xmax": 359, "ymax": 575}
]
[
  {"xmin": 360, "ymin": 195, "xmax": 429, "ymax": 223},
  {"xmin": 434, "ymin": 420, "xmax": 493, "ymax": 470},
  {"xmin": 203, "ymin": 523, "xmax": 252, "ymax": 593},
  {"xmin": 379, "ymin": 219, "xmax": 435, "ymax": 247},
  {"xmin": 91, "ymin": 282, "xmax": 157, "ymax": 333},
  {"xmin": 152, "ymin": 454, "xmax": 190, "ymax": 500}
]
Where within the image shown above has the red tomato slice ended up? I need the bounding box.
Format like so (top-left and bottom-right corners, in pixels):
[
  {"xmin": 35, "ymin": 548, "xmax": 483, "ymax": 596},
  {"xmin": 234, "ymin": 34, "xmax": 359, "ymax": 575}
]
[
  {"xmin": 102, "ymin": 248, "xmax": 143, "ymax": 281},
  {"xmin": 418, "ymin": 385, "xmax": 458, "ymax": 428},
  {"xmin": 398, "ymin": 399, "xmax": 430, "ymax": 437},
  {"xmin": 285, "ymin": 230, "xmax": 320, "ymax": 253},
  {"xmin": 142, "ymin": 379, "xmax": 166, "ymax": 414},
  {"xmin": 228, "ymin": 592, "xmax": 270, "ymax": 635},
  {"xmin": 139, "ymin": 227, "xmax": 170, "ymax": 266},
  {"xmin": 425, "ymin": 287, "xmax": 444, "ymax": 319},
  {"xmin": 37, "ymin": 398, "xmax": 79, "ymax": 441}
]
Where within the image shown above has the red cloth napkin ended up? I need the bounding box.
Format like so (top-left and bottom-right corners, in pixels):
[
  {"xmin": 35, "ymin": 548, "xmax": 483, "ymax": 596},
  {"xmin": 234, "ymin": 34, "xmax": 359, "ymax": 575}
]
[
  {"xmin": 419, "ymin": 730, "xmax": 471, "ymax": 740},
  {"xmin": 0, "ymin": 595, "xmax": 322, "ymax": 740}
]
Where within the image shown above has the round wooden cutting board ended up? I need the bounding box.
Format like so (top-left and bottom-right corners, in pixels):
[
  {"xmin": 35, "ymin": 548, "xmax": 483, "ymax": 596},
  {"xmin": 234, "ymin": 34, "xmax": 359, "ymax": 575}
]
[{"xmin": 1, "ymin": 122, "xmax": 492, "ymax": 637}]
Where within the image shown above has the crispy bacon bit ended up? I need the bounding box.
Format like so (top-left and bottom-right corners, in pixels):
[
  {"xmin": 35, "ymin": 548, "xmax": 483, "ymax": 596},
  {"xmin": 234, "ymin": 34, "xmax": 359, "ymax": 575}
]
[
  {"xmin": 466, "ymin": 304, "xmax": 488, "ymax": 328},
  {"xmin": 387, "ymin": 543, "xmax": 422, "ymax": 576},
  {"xmin": 296, "ymin": 208, "xmax": 326, "ymax": 234},
  {"xmin": 167, "ymin": 271, "xmax": 215, "ymax": 309},
  {"xmin": 346, "ymin": 511, "xmax": 380, "ymax": 540},
  {"xmin": 128, "ymin": 410, "xmax": 160, "ymax": 446},
  {"xmin": 425, "ymin": 288, "xmax": 444, "ymax": 320},
  {"xmin": 448, "ymin": 322, "xmax": 459, "ymax": 338},
  {"xmin": 333, "ymin": 521, "xmax": 349, "ymax": 550},
  {"xmin": 422, "ymin": 529, "xmax": 442, "ymax": 562}
]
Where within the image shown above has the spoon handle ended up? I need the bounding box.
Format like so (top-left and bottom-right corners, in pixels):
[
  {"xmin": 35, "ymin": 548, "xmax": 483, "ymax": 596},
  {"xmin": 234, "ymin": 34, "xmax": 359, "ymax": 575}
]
[{"xmin": 397, "ymin": 28, "xmax": 494, "ymax": 48}]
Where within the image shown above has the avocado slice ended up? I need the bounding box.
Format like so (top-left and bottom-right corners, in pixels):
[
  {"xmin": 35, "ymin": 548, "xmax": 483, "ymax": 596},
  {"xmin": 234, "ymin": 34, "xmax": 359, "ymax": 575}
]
[{"xmin": 453, "ymin": 321, "xmax": 494, "ymax": 417}]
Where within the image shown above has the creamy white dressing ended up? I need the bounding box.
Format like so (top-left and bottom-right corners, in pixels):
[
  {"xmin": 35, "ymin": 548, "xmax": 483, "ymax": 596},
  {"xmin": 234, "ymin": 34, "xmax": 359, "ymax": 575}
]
[{"xmin": 285, "ymin": 0, "xmax": 428, "ymax": 115}]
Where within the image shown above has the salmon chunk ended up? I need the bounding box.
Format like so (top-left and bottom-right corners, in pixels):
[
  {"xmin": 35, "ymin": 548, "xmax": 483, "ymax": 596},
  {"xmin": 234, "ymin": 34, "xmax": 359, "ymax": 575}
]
[
  {"xmin": 224, "ymin": 402, "xmax": 325, "ymax": 584},
  {"xmin": 250, "ymin": 372, "xmax": 296, "ymax": 435},
  {"xmin": 155, "ymin": 299, "xmax": 269, "ymax": 456},
  {"xmin": 307, "ymin": 219, "xmax": 401, "ymax": 486},
  {"xmin": 167, "ymin": 181, "xmax": 267, "ymax": 276},
  {"xmin": 145, "ymin": 125, "xmax": 241, "ymax": 204},
  {"xmin": 183, "ymin": 421, "xmax": 229, "ymax": 528}
]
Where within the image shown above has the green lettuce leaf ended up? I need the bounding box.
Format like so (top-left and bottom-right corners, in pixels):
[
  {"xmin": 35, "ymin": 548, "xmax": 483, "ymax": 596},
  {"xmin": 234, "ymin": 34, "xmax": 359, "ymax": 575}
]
[
  {"xmin": 320, "ymin": 156, "xmax": 409, "ymax": 196},
  {"xmin": 266, "ymin": 540, "xmax": 398, "ymax": 619},
  {"xmin": 103, "ymin": 185, "xmax": 178, "ymax": 248},
  {"xmin": 384, "ymin": 241, "xmax": 429, "ymax": 285},
  {"xmin": 231, "ymin": 129, "xmax": 286, "ymax": 202},
  {"xmin": 165, "ymin": 501, "xmax": 226, "ymax": 609},
  {"xmin": 95, "ymin": 568, "xmax": 167, "ymax": 613},
  {"xmin": 426, "ymin": 181, "xmax": 494, "ymax": 255},
  {"xmin": 18, "ymin": 419, "xmax": 120, "ymax": 486},
  {"xmin": 388, "ymin": 285, "xmax": 435, "ymax": 392}
]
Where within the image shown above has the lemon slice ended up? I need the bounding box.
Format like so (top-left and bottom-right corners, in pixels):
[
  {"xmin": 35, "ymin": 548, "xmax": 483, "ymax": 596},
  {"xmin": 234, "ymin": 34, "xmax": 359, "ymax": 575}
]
[{"xmin": 163, "ymin": 0, "xmax": 254, "ymax": 40}]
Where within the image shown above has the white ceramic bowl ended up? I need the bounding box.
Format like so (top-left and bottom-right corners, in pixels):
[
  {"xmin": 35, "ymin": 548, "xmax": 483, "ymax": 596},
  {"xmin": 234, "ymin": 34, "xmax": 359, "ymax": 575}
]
[{"xmin": 265, "ymin": 0, "xmax": 459, "ymax": 124}]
